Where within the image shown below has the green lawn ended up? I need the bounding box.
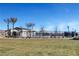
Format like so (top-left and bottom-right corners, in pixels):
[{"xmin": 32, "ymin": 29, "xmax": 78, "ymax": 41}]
[{"xmin": 0, "ymin": 38, "xmax": 79, "ymax": 56}]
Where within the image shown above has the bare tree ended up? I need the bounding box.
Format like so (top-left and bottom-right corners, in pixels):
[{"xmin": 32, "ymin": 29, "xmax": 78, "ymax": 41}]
[
  {"xmin": 39, "ymin": 26, "xmax": 45, "ymax": 38},
  {"xmin": 67, "ymin": 26, "xmax": 70, "ymax": 37},
  {"xmin": 54, "ymin": 26, "xmax": 58, "ymax": 38}
]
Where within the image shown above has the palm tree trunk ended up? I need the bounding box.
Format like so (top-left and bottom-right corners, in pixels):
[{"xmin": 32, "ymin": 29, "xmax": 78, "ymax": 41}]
[
  {"xmin": 12, "ymin": 23, "xmax": 14, "ymax": 38},
  {"xmin": 32, "ymin": 26, "xmax": 33, "ymax": 38},
  {"xmin": 13, "ymin": 23, "xmax": 14, "ymax": 29},
  {"xmin": 7, "ymin": 24, "xmax": 9, "ymax": 38},
  {"xmin": 27, "ymin": 31, "xmax": 31, "ymax": 39}
]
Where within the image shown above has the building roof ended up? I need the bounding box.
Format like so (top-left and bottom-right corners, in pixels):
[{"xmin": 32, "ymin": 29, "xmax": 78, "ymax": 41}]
[
  {"xmin": 13, "ymin": 27, "xmax": 29, "ymax": 30},
  {"xmin": 6, "ymin": 27, "xmax": 36, "ymax": 32}
]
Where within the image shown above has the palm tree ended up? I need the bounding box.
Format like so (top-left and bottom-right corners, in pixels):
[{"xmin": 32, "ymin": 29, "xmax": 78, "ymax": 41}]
[
  {"xmin": 32, "ymin": 23, "xmax": 35, "ymax": 30},
  {"xmin": 31, "ymin": 23, "xmax": 35, "ymax": 37},
  {"xmin": 10, "ymin": 17, "xmax": 17, "ymax": 29},
  {"xmin": 26, "ymin": 22, "xmax": 35, "ymax": 38},
  {"xmin": 9, "ymin": 17, "xmax": 17, "ymax": 37},
  {"xmin": 26, "ymin": 22, "xmax": 35, "ymax": 30},
  {"xmin": 4, "ymin": 18, "xmax": 10, "ymax": 38}
]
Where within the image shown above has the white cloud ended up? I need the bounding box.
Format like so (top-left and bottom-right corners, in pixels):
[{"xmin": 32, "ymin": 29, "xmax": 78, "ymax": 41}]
[
  {"xmin": 45, "ymin": 20, "xmax": 79, "ymax": 32},
  {"xmin": 58, "ymin": 21, "xmax": 79, "ymax": 32},
  {"xmin": 67, "ymin": 21, "xmax": 79, "ymax": 31}
]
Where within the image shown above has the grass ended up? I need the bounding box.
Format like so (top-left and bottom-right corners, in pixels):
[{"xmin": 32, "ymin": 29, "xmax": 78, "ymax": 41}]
[{"xmin": 0, "ymin": 38, "xmax": 79, "ymax": 56}]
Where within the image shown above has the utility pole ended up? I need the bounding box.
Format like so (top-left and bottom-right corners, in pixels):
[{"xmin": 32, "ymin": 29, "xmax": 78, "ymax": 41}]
[
  {"xmin": 67, "ymin": 26, "xmax": 69, "ymax": 32},
  {"xmin": 67, "ymin": 26, "xmax": 70, "ymax": 37}
]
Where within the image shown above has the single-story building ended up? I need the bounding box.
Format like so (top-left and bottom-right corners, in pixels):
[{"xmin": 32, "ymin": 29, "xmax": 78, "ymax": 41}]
[{"xmin": 5, "ymin": 27, "xmax": 36, "ymax": 38}]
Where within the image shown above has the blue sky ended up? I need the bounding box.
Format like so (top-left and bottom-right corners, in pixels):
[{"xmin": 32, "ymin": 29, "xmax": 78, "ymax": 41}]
[{"xmin": 0, "ymin": 3, "xmax": 79, "ymax": 32}]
